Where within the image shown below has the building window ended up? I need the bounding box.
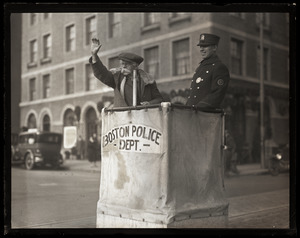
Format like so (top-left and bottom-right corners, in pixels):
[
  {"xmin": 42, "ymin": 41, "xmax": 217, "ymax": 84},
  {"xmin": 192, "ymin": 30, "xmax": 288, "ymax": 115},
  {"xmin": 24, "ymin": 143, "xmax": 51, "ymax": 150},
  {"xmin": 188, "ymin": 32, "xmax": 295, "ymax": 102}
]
[
  {"xmin": 29, "ymin": 78, "xmax": 36, "ymax": 101},
  {"xmin": 43, "ymin": 74, "xmax": 50, "ymax": 98},
  {"xmin": 30, "ymin": 13, "xmax": 37, "ymax": 25},
  {"xmin": 63, "ymin": 109, "xmax": 76, "ymax": 126},
  {"xmin": 257, "ymin": 46, "xmax": 270, "ymax": 81},
  {"xmin": 86, "ymin": 16, "xmax": 96, "ymax": 45},
  {"xmin": 173, "ymin": 38, "xmax": 190, "ymax": 76},
  {"xmin": 108, "ymin": 56, "xmax": 120, "ymax": 69},
  {"xmin": 144, "ymin": 46, "xmax": 159, "ymax": 79},
  {"xmin": 256, "ymin": 13, "xmax": 270, "ymax": 29},
  {"xmin": 29, "ymin": 39, "xmax": 38, "ymax": 63},
  {"xmin": 108, "ymin": 13, "xmax": 121, "ymax": 38},
  {"xmin": 44, "ymin": 13, "xmax": 50, "ymax": 19},
  {"xmin": 43, "ymin": 34, "xmax": 52, "ymax": 59},
  {"xmin": 230, "ymin": 38, "xmax": 243, "ymax": 75},
  {"xmin": 66, "ymin": 68, "xmax": 74, "ymax": 94},
  {"xmin": 43, "ymin": 115, "xmax": 50, "ymax": 132},
  {"xmin": 66, "ymin": 24, "xmax": 75, "ymax": 52},
  {"xmin": 28, "ymin": 114, "xmax": 37, "ymax": 129},
  {"xmin": 144, "ymin": 13, "xmax": 160, "ymax": 26},
  {"xmin": 169, "ymin": 13, "xmax": 191, "ymax": 25},
  {"xmin": 86, "ymin": 64, "xmax": 97, "ymax": 91}
]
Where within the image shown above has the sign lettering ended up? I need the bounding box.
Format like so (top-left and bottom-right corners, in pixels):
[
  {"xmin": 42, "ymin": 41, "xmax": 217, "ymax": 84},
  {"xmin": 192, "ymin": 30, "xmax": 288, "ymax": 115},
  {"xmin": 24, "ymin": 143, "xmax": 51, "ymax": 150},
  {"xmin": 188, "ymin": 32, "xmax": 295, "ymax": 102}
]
[{"xmin": 102, "ymin": 124, "xmax": 162, "ymax": 153}]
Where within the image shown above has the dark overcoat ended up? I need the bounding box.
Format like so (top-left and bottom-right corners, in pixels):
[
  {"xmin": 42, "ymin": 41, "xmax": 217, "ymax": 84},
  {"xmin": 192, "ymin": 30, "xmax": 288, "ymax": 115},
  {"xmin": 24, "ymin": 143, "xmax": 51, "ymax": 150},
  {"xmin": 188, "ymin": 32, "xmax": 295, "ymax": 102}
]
[
  {"xmin": 89, "ymin": 56, "xmax": 163, "ymax": 107},
  {"xmin": 186, "ymin": 54, "xmax": 230, "ymax": 109}
]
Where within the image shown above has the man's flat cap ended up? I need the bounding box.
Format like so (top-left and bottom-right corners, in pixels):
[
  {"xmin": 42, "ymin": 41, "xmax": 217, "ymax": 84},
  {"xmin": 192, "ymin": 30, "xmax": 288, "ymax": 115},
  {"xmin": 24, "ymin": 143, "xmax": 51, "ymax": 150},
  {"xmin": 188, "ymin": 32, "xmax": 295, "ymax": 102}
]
[
  {"xmin": 197, "ymin": 33, "xmax": 220, "ymax": 46},
  {"xmin": 118, "ymin": 52, "xmax": 144, "ymax": 65}
]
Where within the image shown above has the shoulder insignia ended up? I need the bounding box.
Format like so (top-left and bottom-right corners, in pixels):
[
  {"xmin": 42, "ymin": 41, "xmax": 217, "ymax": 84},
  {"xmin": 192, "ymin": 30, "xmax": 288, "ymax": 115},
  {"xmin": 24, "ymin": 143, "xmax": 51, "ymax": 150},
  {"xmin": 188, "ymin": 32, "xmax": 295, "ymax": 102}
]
[{"xmin": 217, "ymin": 79, "xmax": 224, "ymax": 86}]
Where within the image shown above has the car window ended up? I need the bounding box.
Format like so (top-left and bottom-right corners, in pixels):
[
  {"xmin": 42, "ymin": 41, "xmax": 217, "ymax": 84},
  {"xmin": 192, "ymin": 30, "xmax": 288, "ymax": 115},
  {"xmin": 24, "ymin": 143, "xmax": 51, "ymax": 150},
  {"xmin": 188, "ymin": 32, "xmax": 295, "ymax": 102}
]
[
  {"xmin": 19, "ymin": 134, "xmax": 36, "ymax": 144},
  {"xmin": 37, "ymin": 134, "xmax": 62, "ymax": 144}
]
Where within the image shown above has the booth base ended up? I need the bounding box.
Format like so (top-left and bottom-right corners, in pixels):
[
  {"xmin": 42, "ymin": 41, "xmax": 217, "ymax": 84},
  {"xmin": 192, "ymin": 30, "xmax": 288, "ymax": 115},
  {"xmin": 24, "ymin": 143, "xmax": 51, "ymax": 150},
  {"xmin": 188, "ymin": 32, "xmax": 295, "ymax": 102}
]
[{"xmin": 96, "ymin": 214, "xmax": 228, "ymax": 228}]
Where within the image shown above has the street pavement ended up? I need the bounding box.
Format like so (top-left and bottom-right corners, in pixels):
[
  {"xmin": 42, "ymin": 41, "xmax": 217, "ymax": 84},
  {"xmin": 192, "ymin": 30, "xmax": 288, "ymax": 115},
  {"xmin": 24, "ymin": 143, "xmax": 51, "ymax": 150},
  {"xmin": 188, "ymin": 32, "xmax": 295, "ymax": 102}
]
[
  {"xmin": 62, "ymin": 159, "xmax": 270, "ymax": 176},
  {"xmin": 53, "ymin": 160, "xmax": 290, "ymax": 229}
]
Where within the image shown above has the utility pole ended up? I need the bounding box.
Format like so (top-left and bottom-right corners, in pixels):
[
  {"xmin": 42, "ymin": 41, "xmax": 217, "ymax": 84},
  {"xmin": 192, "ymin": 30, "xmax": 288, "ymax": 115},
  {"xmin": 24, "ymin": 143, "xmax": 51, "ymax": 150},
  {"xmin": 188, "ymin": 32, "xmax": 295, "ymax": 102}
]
[{"xmin": 259, "ymin": 13, "xmax": 265, "ymax": 169}]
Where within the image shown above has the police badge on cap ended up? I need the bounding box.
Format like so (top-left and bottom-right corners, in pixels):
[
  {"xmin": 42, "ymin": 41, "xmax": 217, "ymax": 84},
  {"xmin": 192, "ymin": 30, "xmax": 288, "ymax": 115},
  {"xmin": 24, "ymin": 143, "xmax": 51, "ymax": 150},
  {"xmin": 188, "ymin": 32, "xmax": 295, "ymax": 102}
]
[{"xmin": 197, "ymin": 33, "xmax": 220, "ymax": 46}]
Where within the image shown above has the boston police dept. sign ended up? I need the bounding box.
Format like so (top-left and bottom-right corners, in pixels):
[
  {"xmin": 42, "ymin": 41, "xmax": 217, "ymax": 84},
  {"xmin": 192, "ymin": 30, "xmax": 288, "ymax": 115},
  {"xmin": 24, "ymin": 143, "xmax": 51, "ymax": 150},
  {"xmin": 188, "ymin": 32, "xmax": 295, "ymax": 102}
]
[{"xmin": 102, "ymin": 124, "xmax": 162, "ymax": 154}]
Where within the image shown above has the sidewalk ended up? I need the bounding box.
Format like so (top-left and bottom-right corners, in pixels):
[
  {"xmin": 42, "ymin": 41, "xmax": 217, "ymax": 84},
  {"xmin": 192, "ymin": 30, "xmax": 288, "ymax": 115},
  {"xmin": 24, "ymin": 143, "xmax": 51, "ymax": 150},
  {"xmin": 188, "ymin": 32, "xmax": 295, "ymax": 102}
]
[
  {"xmin": 62, "ymin": 159, "xmax": 269, "ymax": 176},
  {"xmin": 62, "ymin": 159, "xmax": 101, "ymax": 173}
]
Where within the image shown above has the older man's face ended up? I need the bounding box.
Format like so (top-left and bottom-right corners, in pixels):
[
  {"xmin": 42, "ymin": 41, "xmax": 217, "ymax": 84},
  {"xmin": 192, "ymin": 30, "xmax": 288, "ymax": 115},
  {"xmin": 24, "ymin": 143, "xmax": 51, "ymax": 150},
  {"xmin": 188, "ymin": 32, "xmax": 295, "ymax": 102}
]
[{"xmin": 120, "ymin": 60, "xmax": 137, "ymax": 75}]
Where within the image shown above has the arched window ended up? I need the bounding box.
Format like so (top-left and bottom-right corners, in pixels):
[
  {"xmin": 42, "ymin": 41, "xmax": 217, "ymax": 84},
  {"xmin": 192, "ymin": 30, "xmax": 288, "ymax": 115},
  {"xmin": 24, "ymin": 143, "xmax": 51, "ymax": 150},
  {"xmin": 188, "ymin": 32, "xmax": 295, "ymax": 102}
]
[
  {"xmin": 43, "ymin": 114, "xmax": 51, "ymax": 131},
  {"xmin": 27, "ymin": 114, "xmax": 37, "ymax": 128},
  {"xmin": 63, "ymin": 109, "xmax": 76, "ymax": 126}
]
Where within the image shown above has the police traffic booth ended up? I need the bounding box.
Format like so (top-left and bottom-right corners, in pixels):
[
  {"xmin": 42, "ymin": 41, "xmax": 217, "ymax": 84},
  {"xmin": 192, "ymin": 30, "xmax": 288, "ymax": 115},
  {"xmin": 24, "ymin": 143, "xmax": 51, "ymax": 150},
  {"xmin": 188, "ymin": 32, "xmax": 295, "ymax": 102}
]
[{"xmin": 96, "ymin": 101, "xmax": 229, "ymax": 228}]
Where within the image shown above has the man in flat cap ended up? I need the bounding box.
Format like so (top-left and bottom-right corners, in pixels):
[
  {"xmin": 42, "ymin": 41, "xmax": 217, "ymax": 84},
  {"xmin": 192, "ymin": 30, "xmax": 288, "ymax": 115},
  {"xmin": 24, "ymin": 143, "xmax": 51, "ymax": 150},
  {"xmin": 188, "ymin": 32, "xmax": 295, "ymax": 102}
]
[
  {"xmin": 186, "ymin": 33, "xmax": 230, "ymax": 109},
  {"xmin": 89, "ymin": 38, "xmax": 163, "ymax": 107}
]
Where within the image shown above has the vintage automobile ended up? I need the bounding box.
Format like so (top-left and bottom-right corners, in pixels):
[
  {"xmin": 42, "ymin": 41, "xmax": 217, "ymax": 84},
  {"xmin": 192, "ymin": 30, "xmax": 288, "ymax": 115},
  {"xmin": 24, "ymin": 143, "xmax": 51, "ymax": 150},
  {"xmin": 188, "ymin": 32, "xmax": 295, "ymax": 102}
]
[{"xmin": 12, "ymin": 129, "xmax": 64, "ymax": 170}]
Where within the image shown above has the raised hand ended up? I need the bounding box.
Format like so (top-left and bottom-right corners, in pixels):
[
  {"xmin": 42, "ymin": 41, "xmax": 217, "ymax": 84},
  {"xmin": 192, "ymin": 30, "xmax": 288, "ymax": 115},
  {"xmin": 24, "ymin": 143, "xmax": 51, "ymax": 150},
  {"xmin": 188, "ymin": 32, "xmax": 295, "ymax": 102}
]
[{"xmin": 91, "ymin": 38, "xmax": 102, "ymax": 56}]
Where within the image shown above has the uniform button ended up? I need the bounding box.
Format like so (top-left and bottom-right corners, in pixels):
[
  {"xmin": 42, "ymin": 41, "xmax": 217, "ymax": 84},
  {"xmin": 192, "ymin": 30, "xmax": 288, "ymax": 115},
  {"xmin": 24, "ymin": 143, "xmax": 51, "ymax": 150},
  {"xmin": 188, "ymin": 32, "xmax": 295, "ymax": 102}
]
[
  {"xmin": 194, "ymin": 95, "xmax": 197, "ymax": 98},
  {"xmin": 197, "ymin": 87, "xmax": 200, "ymax": 89},
  {"xmin": 188, "ymin": 96, "xmax": 190, "ymax": 99},
  {"xmin": 190, "ymin": 87, "xmax": 192, "ymax": 90},
  {"xmin": 206, "ymin": 71, "xmax": 209, "ymax": 73},
  {"xmin": 191, "ymin": 80, "xmax": 193, "ymax": 82},
  {"xmin": 212, "ymin": 63, "xmax": 215, "ymax": 66}
]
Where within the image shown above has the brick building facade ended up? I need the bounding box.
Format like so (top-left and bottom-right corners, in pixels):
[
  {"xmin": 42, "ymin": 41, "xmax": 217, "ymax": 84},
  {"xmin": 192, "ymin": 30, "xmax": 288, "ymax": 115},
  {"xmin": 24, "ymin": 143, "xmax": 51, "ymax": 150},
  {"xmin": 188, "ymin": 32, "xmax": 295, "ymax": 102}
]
[{"xmin": 19, "ymin": 12, "xmax": 289, "ymax": 164}]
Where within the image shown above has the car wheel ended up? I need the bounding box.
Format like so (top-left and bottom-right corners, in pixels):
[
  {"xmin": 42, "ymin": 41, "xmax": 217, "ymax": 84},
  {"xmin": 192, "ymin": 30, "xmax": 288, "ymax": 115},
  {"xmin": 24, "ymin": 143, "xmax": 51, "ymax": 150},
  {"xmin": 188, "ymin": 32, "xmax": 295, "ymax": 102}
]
[{"xmin": 25, "ymin": 153, "xmax": 35, "ymax": 170}]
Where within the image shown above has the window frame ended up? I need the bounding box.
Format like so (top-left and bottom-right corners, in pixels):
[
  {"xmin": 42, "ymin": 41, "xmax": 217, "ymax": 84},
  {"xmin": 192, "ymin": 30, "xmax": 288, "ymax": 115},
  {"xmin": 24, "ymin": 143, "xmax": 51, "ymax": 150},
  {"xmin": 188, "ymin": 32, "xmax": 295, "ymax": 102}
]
[
  {"xmin": 41, "ymin": 33, "xmax": 52, "ymax": 63},
  {"xmin": 65, "ymin": 24, "xmax": 76, "ymax": 52},
  {"xmin": 29, "ymin": 77, "xmax": 36, "ymax": 101},
  {"xmin": 42, "ymin": 74, "xmax": 50, "ymax": 98},
  {"xmin": 65, "ymin": 67, "xmax": 75, "ymax": 95},
  {"xmin": 85, "ymin": 64, "xmax": 97, "ymax": 91},
  {"xmin": 108, "ymin": 13, "xmax": 121, "ymax": 38},
  {"xmin": 29, "ymin": 13, "xmax": 37, "ymax": 26},
  {"xmin": 257, "ymin": 46, "xmax": 271, "ymax": 82},
  {"xmin": 143, "ymin": 45, "xmax": 160, "ymax": 80},
  {"xmin": 85, "ymin": 15, "xmax": 97, "ymax": 46},
  {"xmin": 171, "ymin": 37, "xmax": 191, "ymax": 76},
  {"xmin": 230, "ymin": 37, "xmax": 244, "ymax": 76}
]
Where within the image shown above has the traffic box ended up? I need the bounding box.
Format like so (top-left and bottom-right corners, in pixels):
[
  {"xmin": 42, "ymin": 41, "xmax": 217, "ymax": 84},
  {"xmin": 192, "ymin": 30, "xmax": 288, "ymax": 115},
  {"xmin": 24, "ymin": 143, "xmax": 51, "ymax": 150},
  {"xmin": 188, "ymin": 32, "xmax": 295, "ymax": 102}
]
[{"xmin": 97, "ymin": 102, "xmax": 229, "ymax": 228}]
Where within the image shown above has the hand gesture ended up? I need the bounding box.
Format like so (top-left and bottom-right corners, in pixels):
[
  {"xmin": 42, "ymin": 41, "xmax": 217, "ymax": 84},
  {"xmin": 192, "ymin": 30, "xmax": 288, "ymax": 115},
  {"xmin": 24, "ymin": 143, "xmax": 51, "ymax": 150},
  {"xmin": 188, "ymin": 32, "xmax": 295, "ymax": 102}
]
[
  {"xmin": 91, "ymin": 38, "xmax": 102, "ymax": 56},
  {"xmin": 140, "ymin": 101, "xmax": 150, "ymax": 106}
]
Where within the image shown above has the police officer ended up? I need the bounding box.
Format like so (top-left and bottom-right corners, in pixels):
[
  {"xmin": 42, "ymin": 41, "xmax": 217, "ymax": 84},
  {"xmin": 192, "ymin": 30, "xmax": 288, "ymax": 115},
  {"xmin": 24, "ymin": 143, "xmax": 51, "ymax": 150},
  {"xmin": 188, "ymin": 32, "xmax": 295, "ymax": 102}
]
[
  {"xmin": 89, "ymin": 38, "xmax": 163, "ymax": 107},
  {"xmin": 186, "ymin": 33, "xmax": 230, "ymax": 109}
]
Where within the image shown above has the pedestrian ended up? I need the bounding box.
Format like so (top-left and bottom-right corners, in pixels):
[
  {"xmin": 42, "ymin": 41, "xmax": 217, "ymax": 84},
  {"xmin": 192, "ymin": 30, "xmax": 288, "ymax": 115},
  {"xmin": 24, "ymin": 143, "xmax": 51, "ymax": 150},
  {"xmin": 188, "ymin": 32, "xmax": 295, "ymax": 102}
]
[
  {"xmin": 87, "ymin": 133, "xmax": 98, "ymax": 167},
  {"xmin": 76, "ymin": 135, "xmax": 85, "ymax": 160},
  {"xmin": 186, "ymin": 33, "xmax": 230, "ymax": 109},
  {"xmin": 89, "ymin": 38, "xmax": 163, "ymax": 107},
  {"xmin": 224, "ymin": 130, "xmax": 239, "ymax": 176}
]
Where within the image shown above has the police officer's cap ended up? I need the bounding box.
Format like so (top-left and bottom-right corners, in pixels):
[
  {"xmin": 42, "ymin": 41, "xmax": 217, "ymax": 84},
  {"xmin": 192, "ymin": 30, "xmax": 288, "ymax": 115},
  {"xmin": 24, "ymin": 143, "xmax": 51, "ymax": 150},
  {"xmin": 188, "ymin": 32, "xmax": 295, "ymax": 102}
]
[
  {"xmin": 197, "ymin": 33, "xmax": 220, "ymax": 46},
  {"xmin": 118, "ymin": 52, "xmax": 144, "ymax": 65}
]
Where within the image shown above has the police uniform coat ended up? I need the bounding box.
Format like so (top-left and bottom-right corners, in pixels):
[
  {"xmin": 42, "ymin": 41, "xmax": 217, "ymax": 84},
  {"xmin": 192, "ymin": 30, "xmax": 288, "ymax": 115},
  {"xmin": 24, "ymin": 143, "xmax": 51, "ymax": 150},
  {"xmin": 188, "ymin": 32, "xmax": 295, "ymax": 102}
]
[
  {"xmin": 186, "ymin": 54, "xmax": 230, "ymax": 109},
  {"xmin": 89, "ymin": 55, "xmax": 163, "ymax": 107}
]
